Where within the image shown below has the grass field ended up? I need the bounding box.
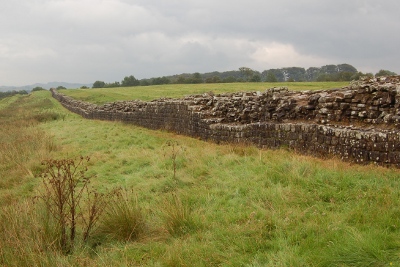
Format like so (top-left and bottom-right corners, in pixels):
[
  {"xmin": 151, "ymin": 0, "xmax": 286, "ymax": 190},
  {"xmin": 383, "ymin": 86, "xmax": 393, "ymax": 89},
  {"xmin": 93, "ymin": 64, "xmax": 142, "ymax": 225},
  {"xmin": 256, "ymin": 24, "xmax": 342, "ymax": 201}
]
[
  {"xmin": 59, "ymin": 81, "xmax": 349, "ymax": 104},
  {"xmin": 1, "ymin": 85, "xmax": 400, "ymax": 266}
]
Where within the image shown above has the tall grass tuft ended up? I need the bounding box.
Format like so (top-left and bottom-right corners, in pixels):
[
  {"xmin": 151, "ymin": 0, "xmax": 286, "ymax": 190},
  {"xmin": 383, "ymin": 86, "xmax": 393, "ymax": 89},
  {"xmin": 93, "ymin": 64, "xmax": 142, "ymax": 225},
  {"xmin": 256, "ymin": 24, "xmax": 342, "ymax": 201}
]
[
  {"xmin": 33, "ymin": 111, "xmax": 65, "ymax": 122},
  {"xmin": 97, "ymin": 188, "xmax": 146, "ymax": 242},
  {"xmin": 319, "ymin": 228, "xmax": 398, "ymax": 267},
  {"xmin": 0, "ymin": 200, "xmax": 61, "ymax": 266},
  {"xmin": 160, "ymin": 193, "xmax": 199, "ymax": 237}
]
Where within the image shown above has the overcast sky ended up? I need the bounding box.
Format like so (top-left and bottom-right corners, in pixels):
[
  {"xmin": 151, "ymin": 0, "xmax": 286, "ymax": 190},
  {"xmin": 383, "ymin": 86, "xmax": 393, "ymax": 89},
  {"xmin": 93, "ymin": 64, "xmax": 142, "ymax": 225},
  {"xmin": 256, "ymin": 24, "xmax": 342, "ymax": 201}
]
[{"xmin": 1, "ymin": 0, "xmax": 399, "ymax": 86}]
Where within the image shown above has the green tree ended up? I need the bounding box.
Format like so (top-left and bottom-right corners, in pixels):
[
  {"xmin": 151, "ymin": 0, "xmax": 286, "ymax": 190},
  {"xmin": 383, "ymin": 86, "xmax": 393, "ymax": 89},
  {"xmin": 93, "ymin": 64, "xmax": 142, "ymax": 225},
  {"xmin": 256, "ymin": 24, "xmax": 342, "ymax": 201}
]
[
  {"xmin": 140, "ymin": 80, "xmax": 151, "ymax": 86},
  {"xmin": 351, "ymin": 72, "xmax": 374, "ymax": 80},
  {"xmin": 266, "ymin": 72, "xmax": 278, "ymax": 82},
  {"xmin": 282, "ymin": 67, "xmax": 306, "ymax": 81},
  {"xmin": 222, "ymin": 76, "xmax": 236, "ymax": 83},
  {"xmin": 249, "ymin": 74, "xmax": 261, "ymax": 82},
  {"xmin": 263, "ymin": 69, "xmax": 285, "ymax": 82},
  {"xmin": 121, "ymin": 75, "xmax": 140, "ymax": 87},
  {"xmin": 316, "ymin": 74, "xmax": 332, "ymax": 81},
  {"xmin": 0, "ymin": 90, "xmax": 28, "ymax": 99},
  {"xmin": 105, "ymin": 81, "xmax": 121, "ymax": 88},
  {"xmin": 31, "ymin": 86, "xmax": 46, "ymax": 92},
  {"xmin": 337, "ymin": 63, "xmax": 357, "ymax": 73},
  {"xmin": 375, "ymin": 69, "xmax": 397, "ymax": 77},
  {"xmin": 92, "ymin": 81, "xmax": 106, "ymax": 88},
  {"xmin": 57, "ymin": 86, "xmax": 67, "ymax": 90},
  {"xmin": 191, "ymin": 72, "xmax": 203, "ymax": 84},
  {"xmin": 176, "ymin": 75, "xmax": 187, "ymax": 84},
  {"xmin": 205, "ymin": 76, "xmax": 221, "ymax": 83},
  {"xmin": 336, "ymin": 72, "xmax": 354, "ymax": 81},
  {"xmin": 239, "ymin": 67, "xmax": 254, "ymax": 81},
  {"xmin": 152, "ymin": 76, "xmax": 170, "ymax": 85},
  {"xmin": 320, "ymin": 64, "xmax": 338, "ymax": 74}
]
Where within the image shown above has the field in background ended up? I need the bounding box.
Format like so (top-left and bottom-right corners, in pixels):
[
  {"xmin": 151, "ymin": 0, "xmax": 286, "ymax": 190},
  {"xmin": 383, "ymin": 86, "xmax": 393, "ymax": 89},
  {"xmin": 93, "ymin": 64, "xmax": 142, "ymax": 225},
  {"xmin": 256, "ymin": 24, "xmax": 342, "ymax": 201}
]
[
  {"xmin": 60, "ymin": 81, "xmax": 349, "ymax": 104},
  {"xmin": 1, "ymin": 88, "xmax": 400, "ymax": 266}
]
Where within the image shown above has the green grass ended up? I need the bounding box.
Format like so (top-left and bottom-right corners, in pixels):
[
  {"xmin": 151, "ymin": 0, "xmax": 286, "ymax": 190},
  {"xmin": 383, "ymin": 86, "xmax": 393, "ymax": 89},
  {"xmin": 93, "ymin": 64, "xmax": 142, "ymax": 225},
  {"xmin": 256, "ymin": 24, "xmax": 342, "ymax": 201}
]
[
  {"xmin": 0, "ymin": 94, "xmax": 23, "ymax": 109},
  {"xmin": 0, "ymin": 91, "xmax": 60, "ymax": 205},
  {"xmin": 59, "ymin": 81, "xmax": 349, "ymax": 104},
  {"xmin": 1, "ymin": 88, "xmax": 400, "ymax": 266},
  {"xmin": 97, "ymin": 188, "xmax": 147, "ymax": 242}
]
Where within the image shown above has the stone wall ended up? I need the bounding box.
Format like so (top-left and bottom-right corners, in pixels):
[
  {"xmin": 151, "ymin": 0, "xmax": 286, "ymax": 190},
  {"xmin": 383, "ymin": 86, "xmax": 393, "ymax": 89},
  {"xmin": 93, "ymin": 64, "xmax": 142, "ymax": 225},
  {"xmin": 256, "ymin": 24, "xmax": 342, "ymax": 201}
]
[{"xmin": 51, "ymin": 76, "xmax": 400, "ymax": 168}]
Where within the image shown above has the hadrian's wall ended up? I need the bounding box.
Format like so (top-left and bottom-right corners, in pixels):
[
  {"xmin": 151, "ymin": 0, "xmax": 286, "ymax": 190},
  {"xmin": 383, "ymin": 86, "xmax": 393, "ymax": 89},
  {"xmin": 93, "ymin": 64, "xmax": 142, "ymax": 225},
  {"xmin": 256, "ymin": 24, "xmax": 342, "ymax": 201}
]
[{"xmin": 51, "ymin": 76, "xmax": 400, "ymax": 168}]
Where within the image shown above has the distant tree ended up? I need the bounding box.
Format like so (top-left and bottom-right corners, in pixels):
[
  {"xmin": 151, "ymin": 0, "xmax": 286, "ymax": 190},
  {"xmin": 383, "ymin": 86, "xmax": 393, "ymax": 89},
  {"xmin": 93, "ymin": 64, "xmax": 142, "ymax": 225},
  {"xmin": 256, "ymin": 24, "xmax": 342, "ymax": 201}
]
[
  {"xmin": 282, "ymin": 67, "xmax": 306, "ymax": 81},
  {"xmin": 249, "ymin": 74, "xmax": 261, "ymax": 82},
  {"xmin": 92, "ymin": 81, "xmax": 106, "ymax": 88},
  {"xmin": 191, "ymin": 72, "xmax": 203, "ymax": 84},
  {"xmin": 176, "ymin": 75, "xmax": 187, "ymax": 84},
  {"xmin": 304, "ymin": 64, "xmax": 357, "ymax": 81},
  {"xmin": 105, "ymin": 81, "xmax": 121, "ymax": 88},
  {"xmin": 263, "ymin": 69, "xmax": 285, "ymax": 82},
  {"xmin": 162, "ymin": 76, "xmax": 171, "ymax": 84},
  {"xmin": 140, "ymin": 80, "xmax": 151, "ymax": 86},
  {"xmin": 80, "ymin": 86, "xmax": 89, "ymax": 89},
  {"xmin": 266, "ymin": 72, "xmax": 278, "ymax": 82},
  {"xmin": 121, "ymin": 75, "xmax": 140, "ymax": 87},
  {"xmin": 205, "ymin": 77, "xmax": 213, "ymax": 83},
  {"xmin": 375, "ymin": 69, "xmax": 397, "ymax": 77},
  {"xmin": 57, "ymin": 86, "xmax": 66, "ymax": 90},
  {"xmin": 222, "ymin": 76, "xmax": 236, "ymax": 83},
  {"xmin": 0, "ymin": 90, "xmax": 28, "ymax": 99},
  {"xmin": 366, "ymin": 72, "xmax": 374, "ymax": 77},
  {"xmin": 213, "ymin": 76, "xmax": 221, "ymax": 83},
  {"xmin": 32, "ymin": 86, "xmax": 46, "ymax": 91},
  {"xmin": 316, "ymin": 74, "xmax": 332, "ymax": 82},
  {"xmin": 320, "ymin": 64, "xmax": 338, "ymax": 74},
  {"xmin": 205, "ymin": 76, "xmax": 221, "ymax": 83},
  {"xmin": 351, "ymin": 72, "xmax": 374, "ymax": 80},
  {"xmin": 337, "ymin": 64, "xmax": 357, "ymax": 73},
  {"xmin": 152, "ymin": 76, "xmax": 170, "ymax": 85},
  {"xmin": 151, "ymin": 77, "xmax": 161, "ymax": 85},
  {"xmin": 239, "ymin": 67, "xmax": 254, "ymax": 81},
  {"xmin": 335, "ymin": 72, "xmax": 354, "ymax": 81},
  {"xmin": 305, "ymin": 67, "xmax": 321, "ymax": 81}
]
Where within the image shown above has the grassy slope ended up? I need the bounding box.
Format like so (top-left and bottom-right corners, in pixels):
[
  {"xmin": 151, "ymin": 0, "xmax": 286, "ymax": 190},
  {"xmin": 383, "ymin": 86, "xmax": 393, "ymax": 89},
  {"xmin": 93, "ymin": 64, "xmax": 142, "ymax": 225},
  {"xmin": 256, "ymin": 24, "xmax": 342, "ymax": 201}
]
[
  {"xmin": 1, "ymin": 88, "xmax": 400, "ymax": 266},
  {"xmin": 59, "ymin": 81, "xmax": 349, "ymax": 104}
]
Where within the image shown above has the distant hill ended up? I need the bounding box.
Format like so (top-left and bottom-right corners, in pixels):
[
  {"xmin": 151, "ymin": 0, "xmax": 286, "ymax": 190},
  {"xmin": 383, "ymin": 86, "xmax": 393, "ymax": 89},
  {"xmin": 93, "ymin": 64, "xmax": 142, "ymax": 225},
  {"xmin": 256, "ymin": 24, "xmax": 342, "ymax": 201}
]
[{"xmin": 0, "ymin": 82, "xmax": 92, "ymax": 92}]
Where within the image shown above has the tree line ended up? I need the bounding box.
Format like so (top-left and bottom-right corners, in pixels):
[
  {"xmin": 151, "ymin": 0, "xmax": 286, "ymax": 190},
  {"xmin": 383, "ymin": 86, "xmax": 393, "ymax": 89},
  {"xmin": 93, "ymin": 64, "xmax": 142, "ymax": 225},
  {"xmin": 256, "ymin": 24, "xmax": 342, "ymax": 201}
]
[
  {"xmin": 0, "ymin": 86, "xmax": 67, "ymax": 96},
  {"xmin": 0, "ymin": 90, "xmax": 28, "ymax": 99},
  {"xmin": 89, "ymin": 64, "xmax": 397, "ymax": 88}
]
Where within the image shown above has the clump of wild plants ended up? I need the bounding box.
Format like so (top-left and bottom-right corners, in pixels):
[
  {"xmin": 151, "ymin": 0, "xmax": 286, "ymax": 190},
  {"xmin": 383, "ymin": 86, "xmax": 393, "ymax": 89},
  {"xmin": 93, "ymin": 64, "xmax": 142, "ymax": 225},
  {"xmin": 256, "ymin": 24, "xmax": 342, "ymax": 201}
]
[
  {"xmin": 160, "ymin": 193, "xmax": 199, "ymax": 237},
  {"xmin": 163, "ymin": 140, "xmax": 184, "ymax": 179},
  {"xmin": 37, "ymin": 156, "xmax": 106, "ymax": 254},
  {"xmin": 97, "ymin": 188, "xmax": 146, "ymax": 242},
  {"xmin": 0, "ymin": 200, "xmax": 60, "ymax": 266},
  {"xmin": 33, "ymin": 111, "xmax": 65, "ymax": 122}
]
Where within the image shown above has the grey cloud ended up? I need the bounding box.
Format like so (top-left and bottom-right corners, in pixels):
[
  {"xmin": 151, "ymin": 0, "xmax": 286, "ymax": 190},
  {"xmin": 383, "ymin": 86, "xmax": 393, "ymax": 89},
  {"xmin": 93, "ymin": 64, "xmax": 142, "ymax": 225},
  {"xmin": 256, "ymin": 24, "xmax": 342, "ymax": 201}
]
[{"xmin": 0, "ymin": 0, "xmax": 399, "ymax": 85}]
